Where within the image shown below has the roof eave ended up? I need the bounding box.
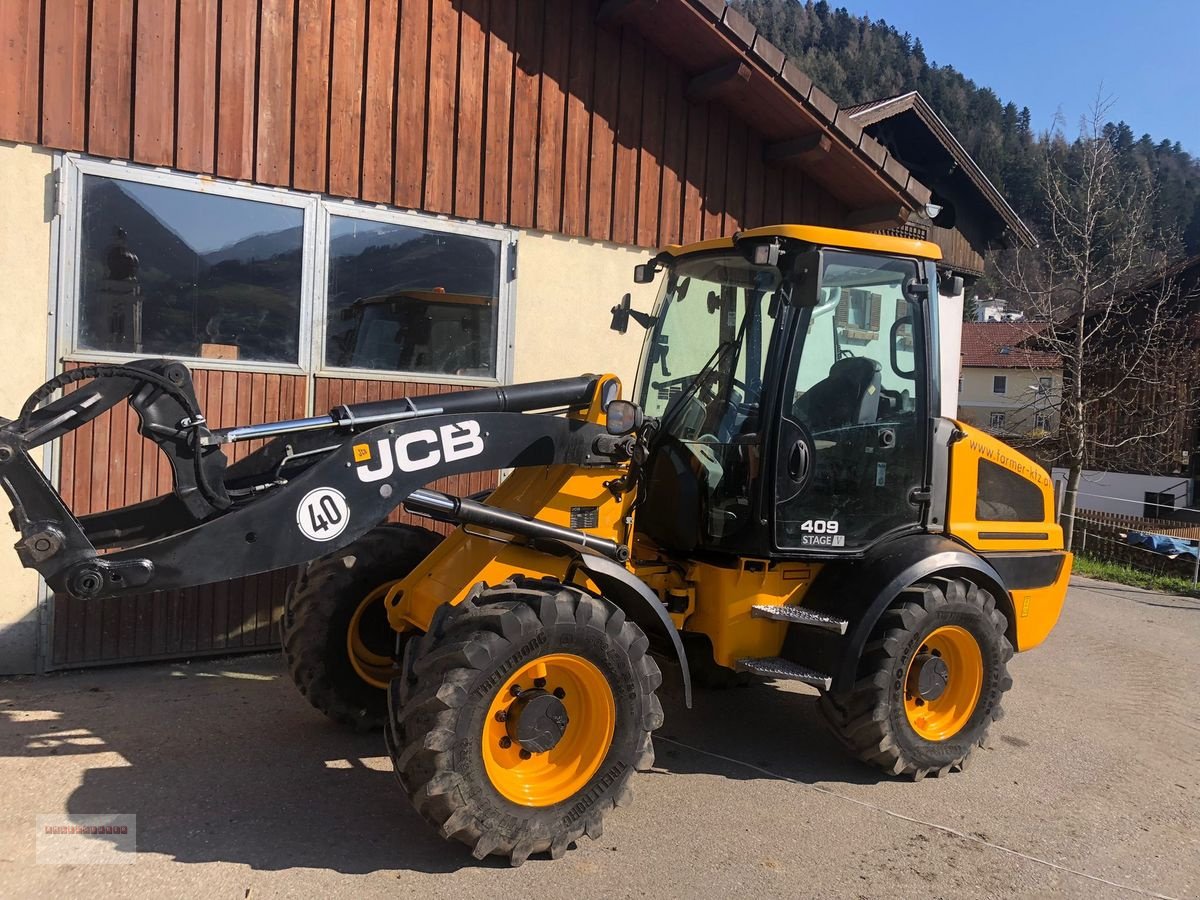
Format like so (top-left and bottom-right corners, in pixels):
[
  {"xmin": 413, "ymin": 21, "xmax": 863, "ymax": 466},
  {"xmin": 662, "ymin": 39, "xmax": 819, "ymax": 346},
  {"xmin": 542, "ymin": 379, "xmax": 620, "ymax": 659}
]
[
  {"xmin": 609, "ymin": 0, "xmax": 932, "ymax": 222},
  {"xmin": 848, "ymin": 92, "xmax": 1038, "ymax": 248}
]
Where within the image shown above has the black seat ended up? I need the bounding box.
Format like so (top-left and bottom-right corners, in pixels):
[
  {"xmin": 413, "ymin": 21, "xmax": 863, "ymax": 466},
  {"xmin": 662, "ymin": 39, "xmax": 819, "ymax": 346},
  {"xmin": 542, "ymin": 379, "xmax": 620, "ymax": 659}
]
[{"xmin": 794, "ymin": 357, "xmax": 882, "ymax": 431}]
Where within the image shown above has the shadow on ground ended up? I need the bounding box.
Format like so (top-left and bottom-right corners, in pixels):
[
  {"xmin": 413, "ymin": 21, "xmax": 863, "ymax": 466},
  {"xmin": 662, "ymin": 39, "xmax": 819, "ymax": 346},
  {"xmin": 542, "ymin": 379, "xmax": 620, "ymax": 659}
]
[{"xmin": 0, "ymin": 654, "xmax": 885, "ymax": 874}]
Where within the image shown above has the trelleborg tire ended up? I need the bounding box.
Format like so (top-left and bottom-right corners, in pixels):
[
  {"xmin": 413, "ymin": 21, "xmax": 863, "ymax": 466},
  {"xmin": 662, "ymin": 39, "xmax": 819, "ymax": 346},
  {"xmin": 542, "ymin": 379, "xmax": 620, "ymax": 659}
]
[
  {"xmin": 282, "ymin": 523, "xmax": 441, "ymax": 731},
  {"xmin": 389, "ymin": 579, "xmax": 663, "ymax": 865},
  {"xmin": 819, "ymin": 576, "xmax": 1013, "ymax": 779}
]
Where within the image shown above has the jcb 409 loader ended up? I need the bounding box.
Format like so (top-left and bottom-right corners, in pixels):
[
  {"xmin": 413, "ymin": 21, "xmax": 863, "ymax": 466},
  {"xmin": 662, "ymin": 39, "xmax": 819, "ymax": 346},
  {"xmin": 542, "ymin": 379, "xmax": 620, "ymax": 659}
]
[{"xmin": 0, "ymin": 225, "xmax": 1071, "ymax": 864}]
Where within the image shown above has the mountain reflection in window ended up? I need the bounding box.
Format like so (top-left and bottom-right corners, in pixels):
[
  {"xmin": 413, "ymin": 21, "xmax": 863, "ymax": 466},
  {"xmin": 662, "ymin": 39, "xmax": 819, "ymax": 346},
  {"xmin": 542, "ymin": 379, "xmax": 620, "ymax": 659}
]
[
  {"xmin": 78, "ymin": 176, "xmax": 303, "ymax": 364},
  {"xmin": 325, "ymin": 216, "xmax": 500, "ymax": 377}
]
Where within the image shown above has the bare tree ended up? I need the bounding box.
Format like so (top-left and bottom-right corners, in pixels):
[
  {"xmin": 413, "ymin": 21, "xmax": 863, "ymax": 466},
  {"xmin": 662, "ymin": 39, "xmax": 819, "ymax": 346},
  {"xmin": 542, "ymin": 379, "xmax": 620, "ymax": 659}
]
[{"xmin": 997, "ymin": 98, "xmax": 1196, "ymax": 547}]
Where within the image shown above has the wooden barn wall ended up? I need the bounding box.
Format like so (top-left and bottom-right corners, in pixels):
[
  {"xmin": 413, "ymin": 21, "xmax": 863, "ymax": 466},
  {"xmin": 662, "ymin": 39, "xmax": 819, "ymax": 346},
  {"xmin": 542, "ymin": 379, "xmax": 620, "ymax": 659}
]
[
  {"xmin": 51, "ymin": 365, "xmax": 306, "ymax": 667},
  {"xmin": 51, "ymin": 364, "xmax": 490, "ymax": 667},
  {"xmin": 0, "ymin": 0, "xmax": 844, "ymax": 248}
]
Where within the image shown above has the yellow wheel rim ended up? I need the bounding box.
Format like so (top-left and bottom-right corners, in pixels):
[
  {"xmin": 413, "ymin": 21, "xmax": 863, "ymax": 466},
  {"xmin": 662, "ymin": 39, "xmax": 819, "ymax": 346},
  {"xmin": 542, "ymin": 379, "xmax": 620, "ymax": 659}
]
[
  {"xmin": 346, "ymin": 584, "xmax": 399, "ymax": 690},
  {"xmin": 482, "ymin": 653, "xmax": 616, "ymax": 807},
  {"xmin": 903, "ymin": 625, "xmax": 983, "ymax": 741}
]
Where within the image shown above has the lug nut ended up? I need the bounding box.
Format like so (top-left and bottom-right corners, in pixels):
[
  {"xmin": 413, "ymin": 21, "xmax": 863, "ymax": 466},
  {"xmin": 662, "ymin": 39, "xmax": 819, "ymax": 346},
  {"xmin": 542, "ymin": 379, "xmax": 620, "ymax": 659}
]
[
  {"xmin": 553, "ymin": 687, "xmax": 565, "ymax": 699},
  {"xmin": 494, "ymin": 710, "xmax": 508, "ymax": 722},
  {"xmin": 499, "ymin": 736, "xmax": 512, "ymax": 749},
  {"xmin": 519, "ymin": 749, "xmax": 532, "ymax": 760},
  {"xmin": 534, "ymin": 677, "xmax": 547, "ymax": 688},
  {"xmin": 510, "ymin": 684, "xmax": 522, "ymax": 697}
]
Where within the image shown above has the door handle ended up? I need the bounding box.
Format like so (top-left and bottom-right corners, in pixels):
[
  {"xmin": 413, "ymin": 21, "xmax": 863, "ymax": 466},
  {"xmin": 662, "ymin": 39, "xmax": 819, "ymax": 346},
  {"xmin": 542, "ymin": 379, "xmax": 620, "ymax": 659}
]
[{"xmin": 787, "ymin": 438, "xmax": 810, "ymax": 482}]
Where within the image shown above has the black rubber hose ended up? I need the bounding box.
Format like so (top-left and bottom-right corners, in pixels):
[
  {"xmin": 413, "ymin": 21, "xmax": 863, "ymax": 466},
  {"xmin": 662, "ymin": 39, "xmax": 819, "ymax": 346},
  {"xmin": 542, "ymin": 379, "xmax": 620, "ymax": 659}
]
[{"xmin": 18, "ymin": 363, "xmax": 229, "ymax": 510}]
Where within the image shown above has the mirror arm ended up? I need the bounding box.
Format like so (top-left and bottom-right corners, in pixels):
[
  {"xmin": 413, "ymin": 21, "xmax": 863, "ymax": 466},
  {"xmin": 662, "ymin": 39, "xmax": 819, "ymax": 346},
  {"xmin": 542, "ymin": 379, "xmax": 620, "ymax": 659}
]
[{"xmin": 629, "ymin": 309, "xmax": 657, "ymax": 330}]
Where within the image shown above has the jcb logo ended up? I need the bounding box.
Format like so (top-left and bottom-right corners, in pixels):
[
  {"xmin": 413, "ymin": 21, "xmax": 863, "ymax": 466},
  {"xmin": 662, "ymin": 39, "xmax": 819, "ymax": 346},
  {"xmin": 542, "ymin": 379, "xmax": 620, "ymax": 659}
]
[{"xmin": 355, "ymin": 420, "xmax": 484, "ymax": 483}]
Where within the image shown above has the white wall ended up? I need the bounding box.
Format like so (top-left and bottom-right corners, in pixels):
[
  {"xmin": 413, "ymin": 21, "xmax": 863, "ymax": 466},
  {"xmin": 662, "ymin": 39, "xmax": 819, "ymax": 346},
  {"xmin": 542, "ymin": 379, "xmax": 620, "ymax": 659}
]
[
  {"xmin": 512, "ymin": 230, "xmax": 660, "ymax": 396},
  {"xmin": 1052, "ymin": 468, "xmax": 1192, "ymax": 516},
  {"xmin": 939, "ymin": 284, "xmax": 964, "ymax": 418},
  {"xmin": 0, "ymin": 142, "xmax": 54, "ymax": 673}
]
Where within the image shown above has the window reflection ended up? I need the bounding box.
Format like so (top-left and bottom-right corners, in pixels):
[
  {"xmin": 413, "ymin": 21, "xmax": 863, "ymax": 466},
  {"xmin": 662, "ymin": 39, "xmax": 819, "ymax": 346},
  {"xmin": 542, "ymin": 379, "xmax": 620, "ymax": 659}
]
[
  {"xmin": 78, "ymin": 176, "xmax": 304, "ymax": 363},
  {"xmin": 325, "ymin": 217, "xmax": 500, "ymax": 377}
]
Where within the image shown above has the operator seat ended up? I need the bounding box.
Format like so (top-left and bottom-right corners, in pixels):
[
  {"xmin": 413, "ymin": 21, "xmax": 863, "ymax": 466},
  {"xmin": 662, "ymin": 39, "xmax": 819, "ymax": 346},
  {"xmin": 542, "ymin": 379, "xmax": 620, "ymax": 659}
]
[{"xmin": 794, "ymin": 356, "xmax": 882, "ymax": 431}]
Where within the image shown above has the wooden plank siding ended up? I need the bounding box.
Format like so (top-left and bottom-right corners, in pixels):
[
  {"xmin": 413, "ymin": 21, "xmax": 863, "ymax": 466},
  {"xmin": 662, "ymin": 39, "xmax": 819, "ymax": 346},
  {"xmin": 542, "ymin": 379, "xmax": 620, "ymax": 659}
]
[
  {"xmin": 2, "ymin": 0, "xmax": 845, "ymax": 248},
  {"xmin": 50, "ymin": 365, "xmax": 308, "ymax": 667}
]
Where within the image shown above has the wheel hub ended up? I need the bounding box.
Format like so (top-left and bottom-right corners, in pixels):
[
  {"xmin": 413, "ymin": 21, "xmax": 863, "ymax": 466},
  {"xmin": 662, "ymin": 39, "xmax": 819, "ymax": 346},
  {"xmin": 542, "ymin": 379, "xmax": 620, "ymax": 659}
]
[
  {"xmin": 909, "ymin": 653, "xmax": 950, "ymax": 701},
  {"xmin": 506, "ymin": 688, "xmax": 570, "ymax": 753},
  {"xmin": 902, "ymin": 625, "xmax": 984, "ymax": 742},
  {"xmin": 482, "ymin": 653, "xmax": 616, "ymax": 807}
]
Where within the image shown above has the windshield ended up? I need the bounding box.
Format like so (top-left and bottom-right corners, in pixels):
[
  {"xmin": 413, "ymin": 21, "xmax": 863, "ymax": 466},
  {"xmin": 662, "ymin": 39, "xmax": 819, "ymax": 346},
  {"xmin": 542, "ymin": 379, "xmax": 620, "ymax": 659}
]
[{"xmin": 637, "ymin": 254, "xmax": 782, "ymax": 436}]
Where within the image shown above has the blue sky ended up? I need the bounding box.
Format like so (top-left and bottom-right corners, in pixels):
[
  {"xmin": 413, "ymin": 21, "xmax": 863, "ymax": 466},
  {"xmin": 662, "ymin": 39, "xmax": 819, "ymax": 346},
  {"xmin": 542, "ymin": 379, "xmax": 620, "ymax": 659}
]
[{"xmin": 849, "ymin": 0, "xmax": 1200, "ymax": 153}]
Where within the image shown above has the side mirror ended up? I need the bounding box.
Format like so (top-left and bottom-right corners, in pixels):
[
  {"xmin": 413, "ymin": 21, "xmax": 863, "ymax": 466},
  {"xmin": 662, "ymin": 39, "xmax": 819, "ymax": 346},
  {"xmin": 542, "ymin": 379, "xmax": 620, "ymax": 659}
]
[
  {"xmin": 610, "ymin": 293, "xmax": 632, "ymax": 334},
  {"xmin": 633, "ymin": 263, "xmax": 657, "ymax": 284},
  {"xmin": 939, "ymin": 272, "xmax": 964, "ymax": 297},
  {"xmin": 605, "ymin": 399, "xmax": 643, "ymax": 436}
]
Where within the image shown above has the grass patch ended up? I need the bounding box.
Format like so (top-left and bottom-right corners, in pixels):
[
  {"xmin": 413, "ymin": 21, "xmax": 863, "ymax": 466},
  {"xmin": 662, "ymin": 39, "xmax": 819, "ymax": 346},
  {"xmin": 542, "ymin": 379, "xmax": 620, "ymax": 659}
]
[{"xmin": 1072, "ymin": 555, "xmax": 1200, "ymax": 598}]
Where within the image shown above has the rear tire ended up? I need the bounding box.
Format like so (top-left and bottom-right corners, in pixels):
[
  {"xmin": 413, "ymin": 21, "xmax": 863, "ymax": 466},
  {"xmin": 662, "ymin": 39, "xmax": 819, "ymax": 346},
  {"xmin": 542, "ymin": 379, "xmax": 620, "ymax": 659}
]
[
  {"xmin": 819, "ymin": 576, "xmax": 1013, "ymax": 779},
  {"xmin": 282, "ymin": 524, "xmax": 440, "ymax": 731},
  {"xmin": 390, "ymin": 580, "xmax": 663, "ymax": 865}
]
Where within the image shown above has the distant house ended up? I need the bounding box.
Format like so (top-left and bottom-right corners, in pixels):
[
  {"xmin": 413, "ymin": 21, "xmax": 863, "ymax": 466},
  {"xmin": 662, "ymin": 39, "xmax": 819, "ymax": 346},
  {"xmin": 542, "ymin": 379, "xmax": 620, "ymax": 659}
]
[
  {"xmin": 958, "ymin": 322, "xmax": 1060, "ymax": 438},
  {"xmin": 974, "ymin": 297, "xmax": 1024, "ymax": 323},
  {"xmin": 1044, "ymin": 256, "xmax": 1200, "ymax": 520},
  {"xmin": 1080, "ymin": 254, "xmax": 1200, "ymax": 480}
]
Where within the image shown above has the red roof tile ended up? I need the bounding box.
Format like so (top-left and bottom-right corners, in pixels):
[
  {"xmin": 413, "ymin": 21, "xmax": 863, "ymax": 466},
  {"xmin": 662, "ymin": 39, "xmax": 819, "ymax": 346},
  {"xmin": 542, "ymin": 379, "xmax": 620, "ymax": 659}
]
[{"xmin": 960, "ymin": 322, "xmax": 1060, "ymax": 369}]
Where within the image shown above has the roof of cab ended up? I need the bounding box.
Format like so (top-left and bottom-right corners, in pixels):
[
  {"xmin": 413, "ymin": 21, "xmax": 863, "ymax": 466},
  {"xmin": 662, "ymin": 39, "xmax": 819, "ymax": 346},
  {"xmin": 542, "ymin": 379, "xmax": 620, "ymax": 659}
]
[{"xmin": 660, "ymin": 224, "xmax": 943, "ymax": 261}]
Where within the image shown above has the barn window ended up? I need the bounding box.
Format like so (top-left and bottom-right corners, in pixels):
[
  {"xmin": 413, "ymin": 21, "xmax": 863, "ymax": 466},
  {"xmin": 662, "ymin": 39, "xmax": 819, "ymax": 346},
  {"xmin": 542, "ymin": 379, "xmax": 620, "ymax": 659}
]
[
  {"xmin": 59, "ymin": 156, "xmax": 513, "ymax": 383},
  {"xmin": 324, "ymin": 213, "xmax": 504, "ymax": 379},
  {"xmin": 74, "ymin": 173, "xmax": 306, "ymax": 365}
]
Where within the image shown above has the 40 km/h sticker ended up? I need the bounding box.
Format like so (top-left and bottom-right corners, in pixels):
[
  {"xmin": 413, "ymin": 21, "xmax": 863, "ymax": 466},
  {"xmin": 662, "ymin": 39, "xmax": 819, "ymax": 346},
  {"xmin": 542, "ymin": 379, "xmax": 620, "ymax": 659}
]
[{"xmin": 296, "ymin": 487, "xmax": 350, "ymax": 542}]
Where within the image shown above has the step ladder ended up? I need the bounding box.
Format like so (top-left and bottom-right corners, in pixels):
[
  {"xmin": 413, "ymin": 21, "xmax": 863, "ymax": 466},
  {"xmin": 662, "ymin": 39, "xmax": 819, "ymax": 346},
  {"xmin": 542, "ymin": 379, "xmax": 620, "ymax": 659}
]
[
  {"xmin": 749, "ymin": 604, "xmax": 848, "ymax": 634},
  {"xmin": 734, "ymin": 657, "xmax": 832, "ymax": 691}
]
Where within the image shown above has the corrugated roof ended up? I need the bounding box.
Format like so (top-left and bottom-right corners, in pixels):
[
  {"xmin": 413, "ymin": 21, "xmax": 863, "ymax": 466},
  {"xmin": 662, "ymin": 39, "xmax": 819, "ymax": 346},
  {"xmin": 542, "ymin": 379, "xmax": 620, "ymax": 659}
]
[
  {"xmin": 961, "ymin": 322, "xmax": 1060, "ymax": 369},
  {"xmin": 846, "ymin": 92, "xmax": 1037, "ymax": 248}
]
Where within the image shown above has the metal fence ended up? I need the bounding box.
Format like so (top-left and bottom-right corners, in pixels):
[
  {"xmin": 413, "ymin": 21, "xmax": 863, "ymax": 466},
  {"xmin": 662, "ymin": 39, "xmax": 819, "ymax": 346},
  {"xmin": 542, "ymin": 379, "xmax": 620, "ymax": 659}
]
[{"xmin": 1070, "ymin": 514, "xmax": 1200, "ymax": 584}]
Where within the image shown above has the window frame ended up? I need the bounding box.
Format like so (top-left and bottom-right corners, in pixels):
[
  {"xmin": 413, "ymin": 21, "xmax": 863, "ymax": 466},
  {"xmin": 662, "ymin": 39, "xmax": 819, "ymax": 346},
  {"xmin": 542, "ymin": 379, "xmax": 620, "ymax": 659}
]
[
  {"xmin": 989, "ymin": 411, "xmax": 1006, "ymax": 429},
  {"xmin": 992, "ymin": 374, "xmax": 1007, "ymax": 394},
  {"xmin": 56, "ymin": 155, "xmax": 515, "ymax": 386},
  {"xmin": 315, "ymin": 199, "xmax": 515, "ymax": 386}
]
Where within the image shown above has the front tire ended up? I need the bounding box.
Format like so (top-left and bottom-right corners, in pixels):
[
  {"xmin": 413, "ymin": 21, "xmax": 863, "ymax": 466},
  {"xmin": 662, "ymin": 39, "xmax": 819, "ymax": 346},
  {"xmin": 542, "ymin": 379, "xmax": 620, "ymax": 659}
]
[
  {"xmin": 390, "ymin": 580, "xmax": 663, "ymax": 865},
  {"xmin": 819, "ymin": 576, "xmax": 1013, "ymax": 779},
  {"xmin": 282, "ymin": 524, "xmax": 441, "ymax": 731}
]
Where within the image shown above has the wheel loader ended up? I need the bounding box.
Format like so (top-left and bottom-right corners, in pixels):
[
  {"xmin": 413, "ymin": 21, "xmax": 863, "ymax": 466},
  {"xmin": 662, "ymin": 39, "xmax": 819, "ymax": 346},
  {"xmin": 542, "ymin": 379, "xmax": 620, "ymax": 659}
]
[{"xmin": 0, "ymin": 224, "xmax": 1072, "ymax": 865}]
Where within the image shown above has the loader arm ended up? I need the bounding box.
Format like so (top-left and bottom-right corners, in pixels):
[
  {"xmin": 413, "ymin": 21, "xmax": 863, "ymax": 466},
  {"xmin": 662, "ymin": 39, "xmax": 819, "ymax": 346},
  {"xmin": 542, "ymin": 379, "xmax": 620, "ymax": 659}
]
[{"xmin": 0, "ymin": 360, "xmax": 628, "ymax": 602}]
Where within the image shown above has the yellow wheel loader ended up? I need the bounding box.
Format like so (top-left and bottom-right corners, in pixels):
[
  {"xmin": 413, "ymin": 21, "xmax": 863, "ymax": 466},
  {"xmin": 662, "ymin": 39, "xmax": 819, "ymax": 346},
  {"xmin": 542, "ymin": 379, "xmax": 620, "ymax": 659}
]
[{"xmin": 0, "ymin": 224, "xmax": 1071, "ymax": 865}]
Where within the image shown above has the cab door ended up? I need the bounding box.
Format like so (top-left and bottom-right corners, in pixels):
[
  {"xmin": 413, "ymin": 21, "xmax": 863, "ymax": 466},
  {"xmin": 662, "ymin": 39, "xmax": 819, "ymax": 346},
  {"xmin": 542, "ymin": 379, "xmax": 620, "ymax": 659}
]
[{"xmin": 774, "ymin": 251, "xmax": 930, "ymax": 552}]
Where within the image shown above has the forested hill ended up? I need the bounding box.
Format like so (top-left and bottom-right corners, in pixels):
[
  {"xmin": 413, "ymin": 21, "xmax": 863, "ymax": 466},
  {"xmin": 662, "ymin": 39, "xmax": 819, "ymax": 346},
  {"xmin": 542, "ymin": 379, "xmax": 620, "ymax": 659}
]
[{"xmin": 732, "ymin": 0, "xmax": 1200, "ymax": 253}]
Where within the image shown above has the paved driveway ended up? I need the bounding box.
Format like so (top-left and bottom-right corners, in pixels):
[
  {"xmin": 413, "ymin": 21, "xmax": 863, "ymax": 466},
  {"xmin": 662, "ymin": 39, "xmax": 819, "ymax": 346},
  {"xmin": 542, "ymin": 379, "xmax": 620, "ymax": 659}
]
[{"xmin": 0, "ymin": 577, "xmax": 1196, "ymax": 899}]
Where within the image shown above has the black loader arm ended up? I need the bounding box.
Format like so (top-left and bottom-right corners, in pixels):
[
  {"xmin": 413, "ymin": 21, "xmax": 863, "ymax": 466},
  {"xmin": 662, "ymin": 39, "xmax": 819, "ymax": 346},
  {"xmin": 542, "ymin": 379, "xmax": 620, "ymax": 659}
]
[{"xmin": 0, "ymin": 362, "xmax": 616, "ymax": 601}]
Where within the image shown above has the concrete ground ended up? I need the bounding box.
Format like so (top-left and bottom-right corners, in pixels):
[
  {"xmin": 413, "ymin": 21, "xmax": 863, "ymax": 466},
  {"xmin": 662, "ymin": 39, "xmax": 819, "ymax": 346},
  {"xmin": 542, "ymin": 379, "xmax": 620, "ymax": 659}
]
[{"xmin": 0, "ymin": 577, "xmax": 1195, "ymax": 900}]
